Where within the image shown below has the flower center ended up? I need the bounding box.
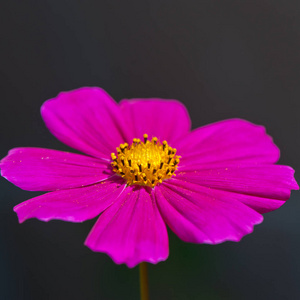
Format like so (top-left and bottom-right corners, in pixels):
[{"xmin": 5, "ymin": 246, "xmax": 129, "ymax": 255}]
[{"xmin": 111, "ymin": 134, "xmax": 180, "ymax": 188}]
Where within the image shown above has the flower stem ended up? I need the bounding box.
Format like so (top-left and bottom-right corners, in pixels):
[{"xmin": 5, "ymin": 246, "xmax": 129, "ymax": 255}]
[{"xmin": 139, "ymin": 262, "xmax": 149, "ymax": 300}]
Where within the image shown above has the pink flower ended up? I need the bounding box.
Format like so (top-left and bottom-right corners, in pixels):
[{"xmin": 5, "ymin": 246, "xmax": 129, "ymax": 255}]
[{"xmin": 1, "ymin": 87, "xmax": 298, "ymax": 268}]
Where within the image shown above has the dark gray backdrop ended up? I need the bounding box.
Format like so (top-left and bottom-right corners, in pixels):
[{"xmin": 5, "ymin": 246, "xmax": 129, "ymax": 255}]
[{"xmin": 1, "ymin": 1, "xmax": 299, "ymax": 299}]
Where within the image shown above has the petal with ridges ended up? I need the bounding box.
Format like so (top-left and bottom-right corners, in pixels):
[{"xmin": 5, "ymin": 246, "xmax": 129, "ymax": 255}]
[
  {"xmin": 155, "ymin": 182, "xmax": 263, "ymax": 244},
  {"xmin": 85, "ymin": 186, "xmax": 169, "ymax": 268},
  {"xmin": 155, "ymin": 187, "xmax": 212, "ymax": 244},
  {"xmin": 165, "ymin": 178, "xmax": 287, "ymax": 214},
  {"xmin": 41, "ymin": 87, "xmax": 131, "ymax": 159},
  {"xmin": 176, "ymin": 164, "xmax": 298, "ymax": 200},
  {"xmin": 176, "ymin": 119, "xmax": 280, "ymax": 165},
  {"xmin": 0, "ymin": 147, "xmax": 113, "ymax": 191},
  {"xmin": 119, "ymin": 99, "xmax": 191, "ymax": 144},
  {"xmin": 14, "ymin": 177, "xmax": 126, "ymax": 223}
]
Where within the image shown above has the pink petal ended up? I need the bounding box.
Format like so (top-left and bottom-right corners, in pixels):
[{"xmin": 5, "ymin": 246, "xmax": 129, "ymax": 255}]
[
  {"xmin": 176, "ymin": 119, "xmax": 280, "ymax": 166},
  {"xmin": 119, "ymin": 99, "xmax": 191, "ymax": 144},
  {"xmin": 0, "ymin": 148, "xmax": 113, "ymax": 191},
  {"xmin": 14, "ymin": 177, "xmax": 126, "ymax": 223},
  {"xmin": 176, "ymin": 164, "xmax": 298, "ymax": 200},
  {"xmin": 41, "ymin": 87, "xmax": 131, "ymax": 159},
  {"xmin": 155, "ymin": 181, "xmax": 263, "ymax": 244},
  {"xmin": 165, "ymin": 178, "xmax": 287, "ymax": 214},
  {"xmin": 85, "ymin": 186, "xmax": 169, "ymax": 268}
]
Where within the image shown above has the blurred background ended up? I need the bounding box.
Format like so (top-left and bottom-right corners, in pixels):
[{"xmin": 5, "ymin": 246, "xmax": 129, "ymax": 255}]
[{"xmin": 1, "ymin": 0, "xmax": 300, "ymax": 299}]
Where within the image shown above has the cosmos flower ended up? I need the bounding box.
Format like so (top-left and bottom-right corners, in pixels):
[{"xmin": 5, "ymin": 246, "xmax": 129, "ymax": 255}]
[{"xmin": 1, "ymin": 87, "xmax": 298, "ymax": 268}]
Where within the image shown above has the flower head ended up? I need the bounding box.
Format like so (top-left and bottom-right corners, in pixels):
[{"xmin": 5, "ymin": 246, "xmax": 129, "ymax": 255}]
[
  {"xmin": 1, "ymin": 87, "xmax": 298, "ymax": 268},
  {"xmin": 111, "ymin": 135, "xmax": 180, "ymax": 187}
]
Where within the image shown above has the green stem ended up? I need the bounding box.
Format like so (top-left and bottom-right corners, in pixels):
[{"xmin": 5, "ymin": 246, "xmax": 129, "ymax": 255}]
[{"xmin": 139, "ymin": 262, "xmax": 149, "ymax": 300}]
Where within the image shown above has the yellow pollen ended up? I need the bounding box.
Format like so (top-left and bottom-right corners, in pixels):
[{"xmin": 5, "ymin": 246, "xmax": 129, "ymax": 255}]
[{"xmin": 111, "ymin": 135, "xmax": 180, "ymax": 188}]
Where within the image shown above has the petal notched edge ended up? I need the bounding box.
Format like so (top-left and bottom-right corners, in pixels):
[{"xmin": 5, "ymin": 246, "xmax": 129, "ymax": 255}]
[
  {"xmin": 156, "ymin": 182, "xmax": 263, "ymax": 245},
  {"xmin": 84, "ymin": 186, "xmax": 169, "ymax": 268},
  {"xmin": 41, "ymin": 87, "xmax": 131, "ymax": 159},
  {"xmin": 177, "ymin": 118, "xmax": 280, "ymax": 165},
  {"xmin": 13, "ymin": 177, "xmax": 126, "ymax": 223}
]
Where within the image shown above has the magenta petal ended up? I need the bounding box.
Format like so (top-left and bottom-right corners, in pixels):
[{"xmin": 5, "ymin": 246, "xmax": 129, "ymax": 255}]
[
  {"xmin": 155, "ymin": 181, "xmax": 263, "ymax": 244},
  {"xmin": 165, "ymin": 178, "xmax": 287, "ymax": 214},
  {"xmin": 176, "ymin": 164, "xmax": 298, "ymax": 200},
  {"xmin": 119, "ymin": 99, "xmax": 191, "ymax": 144},
  {"xmin": 41, "ymin": 87, "xmax": 131, "ymax": 159},
  {"xmin": 85, "ymin": 186, "xmax": 169, "ymax": 268},
  {"xmin": 0, "ymin": 148, "xmax": 113, "ymax": 191},
  {"xmin": 176, "ymin": 119, "xmax": 280, "ymax": 166},
  {"xmin": 14, "ymin": 177, "xmax": 126, "ymax": 223}
]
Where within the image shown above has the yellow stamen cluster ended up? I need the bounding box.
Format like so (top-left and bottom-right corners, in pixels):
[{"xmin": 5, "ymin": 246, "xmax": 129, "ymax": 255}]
[{"xmin": 111, "ymin": 134, "xmax": 180, "ymax": 188}]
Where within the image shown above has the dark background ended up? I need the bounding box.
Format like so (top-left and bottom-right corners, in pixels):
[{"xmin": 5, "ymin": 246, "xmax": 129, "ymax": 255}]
[{"xmin": 1, "ymin": 1, "xmax": 299, "ymax": 299}]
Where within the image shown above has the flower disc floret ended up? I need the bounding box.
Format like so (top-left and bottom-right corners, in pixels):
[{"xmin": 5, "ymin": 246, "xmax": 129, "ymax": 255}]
[{"xmin": 111, "ymin": 134, "xmax": 180, "ymax": 187}]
